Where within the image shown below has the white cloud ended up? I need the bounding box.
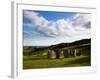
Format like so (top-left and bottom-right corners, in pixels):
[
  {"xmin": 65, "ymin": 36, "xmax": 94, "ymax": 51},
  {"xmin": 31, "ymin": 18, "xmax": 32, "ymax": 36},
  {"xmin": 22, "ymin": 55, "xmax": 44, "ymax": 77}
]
[
  {"xmin": 72, "ymin": 13, "xmax": 91, "ymax": 29},
  {"xmin": 56, "ymin": 19, "xmax": 76, "ymax": 36},
  {"xmin": 24, "ymin": 10, "xmax": 49, "ymax": 27},
  {"xmin": 23, "ymin": 10, "xmax": 91, "ymax": 39}
]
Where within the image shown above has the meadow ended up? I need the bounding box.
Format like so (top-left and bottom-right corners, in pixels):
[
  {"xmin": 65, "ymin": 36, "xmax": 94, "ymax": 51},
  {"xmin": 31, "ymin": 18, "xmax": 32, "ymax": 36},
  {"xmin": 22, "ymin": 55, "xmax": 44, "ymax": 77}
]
[
  {"xmin": 23, "ymin": 55, "xmax": 90, "ymax": 69},
  {"xmin": 23, "ymin": 39, "xmax": 91, "ymax": 69}
]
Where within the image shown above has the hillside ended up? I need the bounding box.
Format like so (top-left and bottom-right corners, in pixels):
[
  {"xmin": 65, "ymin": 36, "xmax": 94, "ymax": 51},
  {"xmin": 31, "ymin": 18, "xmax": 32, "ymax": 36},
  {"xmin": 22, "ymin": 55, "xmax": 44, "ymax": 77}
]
[
  {"xmin": 23, "ymin": 39, "xmax": 91, "ymax": 56},
  {"xmin": 23, "ymin": 38, "xmax": 91, "ymax": 69},
  {"xmin": 48, "ymin": 39, "xmax": 90, "ymax": 49}
]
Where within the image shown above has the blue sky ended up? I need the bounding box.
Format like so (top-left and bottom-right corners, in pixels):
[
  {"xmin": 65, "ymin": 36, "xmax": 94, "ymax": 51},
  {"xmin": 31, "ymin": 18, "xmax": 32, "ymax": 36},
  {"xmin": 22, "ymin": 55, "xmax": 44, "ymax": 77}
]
[{"xmin": 23, "ymin": 10, "xmax": 91, "ymax": 46}]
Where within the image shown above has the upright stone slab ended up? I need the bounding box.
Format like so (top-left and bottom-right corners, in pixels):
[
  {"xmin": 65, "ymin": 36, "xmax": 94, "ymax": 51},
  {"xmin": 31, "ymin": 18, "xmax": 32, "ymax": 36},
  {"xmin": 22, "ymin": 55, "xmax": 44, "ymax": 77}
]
[
  {"xmin": 50, "ymin": 50, "xmax": 56, "ymax": 59},
  {"xmin": 47, "ymin": 50, "xmax": 51, "ymax": 58},
  {"xmin": 59, "ymin": 50, "xmax": 64, "ymax": 59},
  {"xmin": 55, "ymin": 50, "xmax": 60, "ymax": 59},
  {"xmin": 64, "ymin": 50, "xmax": 69, "ymax": 58},
  {"xmin": 74, "ymin": 49, "xmax": 77, "ymax": 56}
]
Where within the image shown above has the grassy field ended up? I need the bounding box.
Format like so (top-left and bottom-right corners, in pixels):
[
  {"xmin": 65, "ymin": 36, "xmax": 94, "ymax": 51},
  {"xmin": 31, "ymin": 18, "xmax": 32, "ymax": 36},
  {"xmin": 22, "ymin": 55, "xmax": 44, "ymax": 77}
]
[
  {"xmin": 23, "ymin": 55, "xmax": 90, "ymax": 69},
  {"xmin": 23, "ymin": 39, "xmax": 91, "ymax": 69}
]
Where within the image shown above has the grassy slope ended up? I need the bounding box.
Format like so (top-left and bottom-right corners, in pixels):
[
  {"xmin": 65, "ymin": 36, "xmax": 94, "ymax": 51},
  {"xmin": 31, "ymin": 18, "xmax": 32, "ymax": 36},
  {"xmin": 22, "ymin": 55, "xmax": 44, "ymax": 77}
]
[
  {"xmin": 23, "ymin": 55, "xmax": 90, "ymax": 69},
  {"xmin": 23, "ymin": 39, "xmax": 91, "ymax": 69}
]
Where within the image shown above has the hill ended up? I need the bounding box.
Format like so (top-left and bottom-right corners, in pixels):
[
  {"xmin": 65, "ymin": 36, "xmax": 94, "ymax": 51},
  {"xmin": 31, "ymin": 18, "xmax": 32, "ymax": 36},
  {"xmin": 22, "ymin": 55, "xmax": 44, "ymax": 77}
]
[
  {"xmin": 23, "ymin": 39, "xmax": 91, "ymax": 56},
  {"xmin": 48, "ymin": 39, "xmax": 90, "ymax": 49}
]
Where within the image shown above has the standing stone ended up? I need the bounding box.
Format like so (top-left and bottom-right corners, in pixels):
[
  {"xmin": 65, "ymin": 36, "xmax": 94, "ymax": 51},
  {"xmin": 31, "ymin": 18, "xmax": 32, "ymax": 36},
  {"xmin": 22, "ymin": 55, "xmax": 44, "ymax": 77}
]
[
  {"xmin": 64, "ymin": 50, "xmax": 69, "ymax": 58},
  {"xmin": 50, "ymin": 50, "xmax": 56, "ymax": 59},
  {"xmin": 59, "ymin": 50, "xmax": 64, "ymax": 59},
  {"xmin": 47, "ymin": 50, "xmax": 51, "ymax": 58},
  {"xmin": 53, "ymin": 50, "xmax": 59, "ymax": 59},
  {"xmin": 77, "ymin": 49, "xmax": 81, "ymax": 56},
  {"xmin": 70, "ymin": 50, "xmax": 73, "ymax": 56},
  {"xmin": 74, "ymin": 49, "xmax": 77, "ymax": 56},
  {"xmin": 68, "ymin": 50, "xmax": 70, "ymax": 55}
]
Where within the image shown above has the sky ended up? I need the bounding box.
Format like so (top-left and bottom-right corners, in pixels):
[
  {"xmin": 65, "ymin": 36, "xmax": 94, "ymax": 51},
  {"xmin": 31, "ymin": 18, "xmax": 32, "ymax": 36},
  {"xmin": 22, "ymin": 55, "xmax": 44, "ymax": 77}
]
[{"xmin": 23, "ymin": 10, "xmax": 91, "ymax": 46}]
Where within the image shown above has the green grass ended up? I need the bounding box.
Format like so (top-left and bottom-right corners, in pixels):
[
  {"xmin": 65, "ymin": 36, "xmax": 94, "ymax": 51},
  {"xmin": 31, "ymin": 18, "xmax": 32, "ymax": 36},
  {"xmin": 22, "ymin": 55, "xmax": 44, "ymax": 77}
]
[{"xmin": 23, "ymin": 55, "xmax": 90, "ymax": 69}]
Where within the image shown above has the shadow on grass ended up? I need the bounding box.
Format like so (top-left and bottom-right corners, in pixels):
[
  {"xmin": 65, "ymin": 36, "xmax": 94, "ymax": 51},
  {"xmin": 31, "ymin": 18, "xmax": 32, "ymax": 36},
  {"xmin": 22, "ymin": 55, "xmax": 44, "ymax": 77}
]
[
  {"xmin": 23, "ymin": 56, "xmax": 48, "ymax": 60},
  {"xmin": 64, "ymin": 56, "xmax": 91, "ymax": 66}
]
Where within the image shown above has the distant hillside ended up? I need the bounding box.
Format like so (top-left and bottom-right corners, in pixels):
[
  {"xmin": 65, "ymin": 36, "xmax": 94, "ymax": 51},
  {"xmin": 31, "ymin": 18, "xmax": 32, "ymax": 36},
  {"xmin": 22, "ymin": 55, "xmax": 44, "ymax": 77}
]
[
  {"xmin": 48, "ymin": 39, "xmax": 91, "ymax": 49},
  {"xmin": 23, "ymin": 39, "xmax": 91, "ymax": 55}
]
